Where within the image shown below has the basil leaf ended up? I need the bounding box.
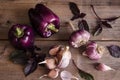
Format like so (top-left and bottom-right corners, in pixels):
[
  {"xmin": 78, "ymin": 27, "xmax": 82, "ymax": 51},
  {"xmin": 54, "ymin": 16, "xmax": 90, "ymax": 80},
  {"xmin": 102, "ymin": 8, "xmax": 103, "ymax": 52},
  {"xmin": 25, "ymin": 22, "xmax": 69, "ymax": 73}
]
[
  {"xmin": 69, "ymin": 2, "xmax": 80, "ymax": 16},
  {"xmin": 9, "ymin": 50, "xmax": 28, "ymax": 65},
  {"xmin": 102, "ymin": 21, "xmax": 112, "ymax": 28},
  {"xmin": 72, "ymin": 60, "xmax": 94, "ymax": 80},
  {"xmin": 93, "ymin": 24, "xmax": 102, "ymax": 36},
  {"xmin": 78, "ymin": 19, "xmax": 89, "ymax": 32},
  {"xmin": 69, "ymin": 2, "xmax": 81, "ymax": 20},
  {"xmin": 79, "ymin": 70, "xmax": 94, "ymax": 80},
  {"xmin": 80, "ymin": 13, "xmax": 86, "ymax": 18},
  {"xmin": 24, "ymin": 59, "xmax": 37, "ymax": 76},
  {"xmin": 103, "ymin": 16, "xmax": 120, "ymax": 22},
  {"xmin": 107, "ymin": 45, "xmax": 120, "ymax": 58}
]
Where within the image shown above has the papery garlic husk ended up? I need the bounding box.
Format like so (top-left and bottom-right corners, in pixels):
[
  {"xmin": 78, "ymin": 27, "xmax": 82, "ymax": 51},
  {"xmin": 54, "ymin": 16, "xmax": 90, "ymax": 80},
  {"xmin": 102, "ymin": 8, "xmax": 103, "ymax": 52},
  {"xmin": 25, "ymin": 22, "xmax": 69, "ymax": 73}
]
[
  {"xmin": 95, "ymin": 63, "xmax": 114, "ymax": 71},
  {"xmin": 39, "ymin": 68, "xmax": 60, "ymax": 79},
  {"xmin": 60, "ymin": 70, "xmax": 79, "ymax": 80},
  {"xmin": 57, "ymin": 46, "xmax": 71, "ymax": 68},
  {"xmin": 38, "ymin": 58, "xmax": 57, "ymax": 69},
  {"xmin": 69, "ymin": 30, "xmax": 90, "ymax": 48},
  {"xmin": 84, "ymin": 41, "xmax": 105, "ymax": 60}
]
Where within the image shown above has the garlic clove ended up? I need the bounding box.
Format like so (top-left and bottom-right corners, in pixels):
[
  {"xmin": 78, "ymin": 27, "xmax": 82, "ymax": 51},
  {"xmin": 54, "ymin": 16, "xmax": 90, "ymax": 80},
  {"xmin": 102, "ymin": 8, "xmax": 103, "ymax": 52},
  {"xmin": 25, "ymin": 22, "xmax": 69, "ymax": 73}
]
[
  {"xmin": 49, "ymin": 45, "xmax": 61, "ymax": 56},
  {"xmin": 39, "ymin": 69, "xmax": 60, "ymax": 79},
  {"xmin": 57, "ymin": 46, "xmax": 71, "ymax": 68},
  {"xmin": 95, "ymin": 63, "xmax": 114, "ymax": 71},
  {"xmin": 60, "ymin": 70, "xmax": 79, "ymax": 80},
  {"xmin": 48, "ymin": 69, "xmax": 60, "ymax": 78},
  {"xmin": 38, "ymin": 58, "xmax": 57, "ymax": 69}
]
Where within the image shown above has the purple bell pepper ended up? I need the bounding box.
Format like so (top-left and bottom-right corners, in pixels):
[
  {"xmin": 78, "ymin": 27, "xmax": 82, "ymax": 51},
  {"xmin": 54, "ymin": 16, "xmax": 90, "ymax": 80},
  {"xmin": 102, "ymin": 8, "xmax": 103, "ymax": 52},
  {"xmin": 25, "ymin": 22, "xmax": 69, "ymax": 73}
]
[
  {"xmin": 28, "ymin": 4, "xmax": 60, "ymax": 38},
  {"xmin": 8, "ymin": 24, "xmax": 34, "ymax": 50}
]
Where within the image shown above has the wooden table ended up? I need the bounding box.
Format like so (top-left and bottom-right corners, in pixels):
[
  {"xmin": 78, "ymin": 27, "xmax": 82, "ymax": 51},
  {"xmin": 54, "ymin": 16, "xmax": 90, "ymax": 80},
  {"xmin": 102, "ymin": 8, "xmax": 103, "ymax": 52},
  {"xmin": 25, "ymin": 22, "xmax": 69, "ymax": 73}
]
[{"xmin": 0, "ymin": 0, "xmax": 120, "ymax": 80}]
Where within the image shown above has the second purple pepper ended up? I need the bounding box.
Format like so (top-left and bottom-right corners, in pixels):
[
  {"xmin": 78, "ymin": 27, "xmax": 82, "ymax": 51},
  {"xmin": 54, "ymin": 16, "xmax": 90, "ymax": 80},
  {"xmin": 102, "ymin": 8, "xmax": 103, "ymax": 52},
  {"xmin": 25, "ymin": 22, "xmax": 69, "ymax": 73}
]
[{"xmin": 28, "ymin": 4, "xmax": 60, "ymax": 38}]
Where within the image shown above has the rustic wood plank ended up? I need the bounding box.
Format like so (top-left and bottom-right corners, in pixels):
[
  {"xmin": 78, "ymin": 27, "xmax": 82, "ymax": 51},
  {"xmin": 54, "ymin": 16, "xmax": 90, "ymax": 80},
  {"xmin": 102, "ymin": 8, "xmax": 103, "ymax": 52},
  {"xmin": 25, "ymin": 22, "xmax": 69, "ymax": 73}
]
[
  {"xmin": 0, "ymin": 0, "xmax": 120, "ymax": 6},
  {"xmin": 0, "ymin": 41, "xmax": 120, "ymax": 80},
  {"xmin": 0, "ymin": 4, "xmax": 120, "ymax": 40}
]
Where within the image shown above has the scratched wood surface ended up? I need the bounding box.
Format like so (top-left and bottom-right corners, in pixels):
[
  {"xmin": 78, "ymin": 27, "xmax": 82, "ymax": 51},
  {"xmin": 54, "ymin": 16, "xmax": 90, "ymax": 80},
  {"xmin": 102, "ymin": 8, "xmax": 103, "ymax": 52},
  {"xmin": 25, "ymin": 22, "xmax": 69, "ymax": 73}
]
[{"xmin": 0, "ymin": 0, "xmax": 120, "ymax": 80}]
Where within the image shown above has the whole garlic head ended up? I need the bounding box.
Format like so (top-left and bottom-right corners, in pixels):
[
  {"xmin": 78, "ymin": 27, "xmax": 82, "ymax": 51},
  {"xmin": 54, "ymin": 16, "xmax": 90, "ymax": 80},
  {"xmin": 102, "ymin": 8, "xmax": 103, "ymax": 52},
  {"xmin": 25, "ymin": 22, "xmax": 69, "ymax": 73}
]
[
  {"xmin": 69, "ymin": 30, "xmax": 90, "ymax": 48},
  {"xmin": 84, "ymin": 41, "xmax": 105, "ymax": 60}
]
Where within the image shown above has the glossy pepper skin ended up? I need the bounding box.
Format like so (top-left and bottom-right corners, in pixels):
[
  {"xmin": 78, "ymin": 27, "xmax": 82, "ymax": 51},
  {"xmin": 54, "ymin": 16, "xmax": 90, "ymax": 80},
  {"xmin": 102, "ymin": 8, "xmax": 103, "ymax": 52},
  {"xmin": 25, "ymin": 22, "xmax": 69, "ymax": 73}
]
[
  {"xmin": 28, "ymin": 4, "xmax": 60, "ymax": 38},
  {"xmin": 8, "ymin": 24, "xmax": 34, "ymax": 50}
]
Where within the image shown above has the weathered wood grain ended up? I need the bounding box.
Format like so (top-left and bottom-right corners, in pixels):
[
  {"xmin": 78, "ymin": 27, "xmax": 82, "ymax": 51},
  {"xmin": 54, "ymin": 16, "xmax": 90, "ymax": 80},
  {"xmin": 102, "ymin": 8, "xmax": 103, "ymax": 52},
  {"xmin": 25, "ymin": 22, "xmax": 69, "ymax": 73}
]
[
  {"xmin": 0, "ymin": 4, "xmax": 120, "ymax": 40},
  {"xmin": 0, "ymin": 41, "xmax": 120, "ymax": 80},
  {"xmin": 0, "ymin": 0, "xmax": 120, "ymax": 6}
]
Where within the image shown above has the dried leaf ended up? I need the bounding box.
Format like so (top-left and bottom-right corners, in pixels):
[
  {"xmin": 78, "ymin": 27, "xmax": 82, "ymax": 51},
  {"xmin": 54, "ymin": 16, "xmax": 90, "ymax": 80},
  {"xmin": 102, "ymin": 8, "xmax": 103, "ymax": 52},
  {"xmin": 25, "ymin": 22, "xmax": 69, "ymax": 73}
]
[
  {"xmin": 78, "ymin": 19, "xmax": 89, "ymax": 32},
  {"xmin": 72, "ymin": 60, "xmax": 94, "ymax": 80},
  {"xmin": 93, "ymin": 24, "xmax": 102, "ymax": 36},
  {"xmin": 103, "ymin": 16, "xmax": 120, "ymax": 22},
  {"xmin": 24, "ymin": 59, "xmax": 38, "ymax": 76},
  {"xmin": 9, "ymin": 50, "xmax": 28, "ymax": 65},
  {"xmin": 80, "ymin": 13, "xmax": 86, "ymax": 18},
  {"xmin": 107, "ymin": 45, "xmax": 120, "ymax": 58},
  {"xmin": 102, "ymin": 21, "xmax": 112, "ymax": 28}
]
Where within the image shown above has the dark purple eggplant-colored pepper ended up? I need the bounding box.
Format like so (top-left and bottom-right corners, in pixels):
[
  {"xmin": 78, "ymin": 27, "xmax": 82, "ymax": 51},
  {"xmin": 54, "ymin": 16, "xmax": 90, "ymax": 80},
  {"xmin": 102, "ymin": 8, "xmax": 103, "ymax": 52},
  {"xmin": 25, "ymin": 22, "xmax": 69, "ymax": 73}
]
[
  {"xmin": 8, "ymin": 24, "xmax": 34, "ymax": 50},
  {"xmin": 28, "ymin": 4, "xmax": 60, "ymax": 38}
]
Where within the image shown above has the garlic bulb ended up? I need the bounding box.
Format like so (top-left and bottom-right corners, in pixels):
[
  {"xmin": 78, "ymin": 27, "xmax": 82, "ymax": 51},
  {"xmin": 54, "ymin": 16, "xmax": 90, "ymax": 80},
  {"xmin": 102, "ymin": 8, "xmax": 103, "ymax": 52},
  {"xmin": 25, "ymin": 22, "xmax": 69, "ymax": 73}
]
[
  {"xmin": 84, "ymin": 41, "xmax": 105, "ymax": 60},
  {"xmin": 69, "ymin": 30, "xmax": 90, "ymax": 48}
]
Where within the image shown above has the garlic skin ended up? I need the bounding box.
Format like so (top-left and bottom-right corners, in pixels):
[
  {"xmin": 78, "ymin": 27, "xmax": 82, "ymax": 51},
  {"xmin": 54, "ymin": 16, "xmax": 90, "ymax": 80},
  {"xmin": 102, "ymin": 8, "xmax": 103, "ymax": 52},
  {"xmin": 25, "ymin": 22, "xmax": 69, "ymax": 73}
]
[
  {"xmin": 95, "ymin": 63, "xmax": 114, "ymax": 71},
  {"xmin": 57, "ymin": 46, "xmax": 71, "ymax": 68},
  {"xmin": 69, "ymin": 30, "xmax": 90, "ymax": 48},
  {"xmin": 84, "ymin": 41, "xmax": 104, "ymax": 60}
]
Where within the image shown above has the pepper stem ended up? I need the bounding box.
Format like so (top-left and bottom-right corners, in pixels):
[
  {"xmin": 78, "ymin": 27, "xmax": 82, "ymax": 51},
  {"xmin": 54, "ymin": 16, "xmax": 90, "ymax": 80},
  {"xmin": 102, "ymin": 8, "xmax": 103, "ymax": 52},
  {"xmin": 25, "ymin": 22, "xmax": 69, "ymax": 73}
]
[
  {"xmin": 47, "ymin": 23, "xmax": 59, "ymax": 32},
  {"xmin": 14, "ymin": 27, "xmax": 24, "ymax": 38}
]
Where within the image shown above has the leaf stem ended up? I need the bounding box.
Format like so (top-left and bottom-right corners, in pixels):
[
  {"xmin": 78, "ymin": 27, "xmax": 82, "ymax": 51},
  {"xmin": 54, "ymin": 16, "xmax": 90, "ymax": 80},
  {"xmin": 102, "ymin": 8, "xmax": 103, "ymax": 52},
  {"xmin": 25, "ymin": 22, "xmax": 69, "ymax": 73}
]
[{"xmin": 90, "ymin": 5, "xmax": 101, "ymax": 20}]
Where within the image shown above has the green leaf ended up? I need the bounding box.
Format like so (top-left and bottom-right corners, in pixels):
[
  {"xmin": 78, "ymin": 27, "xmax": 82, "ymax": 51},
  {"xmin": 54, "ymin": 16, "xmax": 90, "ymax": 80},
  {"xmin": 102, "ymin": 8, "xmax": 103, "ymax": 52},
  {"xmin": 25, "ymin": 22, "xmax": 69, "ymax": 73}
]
[
  {"xmin": 9, "ymin": 50, "xmax": 28, "ymax": 65},
  {"xmin": 72, "ymin": 60, "xmax": 94, "ymax": 80},
  {"xmin": 79, "ymin": 70, "xmax": 94, "ymax": 80}
]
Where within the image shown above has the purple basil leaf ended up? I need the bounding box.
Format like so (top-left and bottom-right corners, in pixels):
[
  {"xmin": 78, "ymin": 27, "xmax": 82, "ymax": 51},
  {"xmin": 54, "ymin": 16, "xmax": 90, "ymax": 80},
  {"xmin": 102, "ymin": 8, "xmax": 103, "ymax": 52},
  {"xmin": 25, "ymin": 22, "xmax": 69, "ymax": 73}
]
[
  {"xmin": 24, "ymin": 59, "xmax": 37, "ymax": 76},
  {"xmin": 103, "ymin": 16, "xmax": 120, "ymax": 22},
  {"xmin": 9, "ymin": 50, "xmax": 28, "ymax": 65},
  {"xmin": 34, "ymin": 45, "xmax": 41, "ymax": 51},
  {"xmin": 102, "ymin": 21, "xmax": 112, "ymax": 28},
  {"xmin": 93, "ymin": 24, "xmax": 102, "ymax": 36},
  {"xmin": 69, "ymin": 2, "xmax": 80, "ymax": 20},
  {"xmin": 78, "ymin": 19, "xmax": 89, "ymax": 32},
  {"xmin": 107, "ymin": 45, "xmax": 120, "ymax": 58},
  {"xmin": 36, "ymin": 53, "xmax": 46, "ymax": 62},
  {"xmin": 80, "ymin": 13, "xmax": 86, "ymax": 18},
  {"xmin": 71, "ymin": 15, "xmax": 81, "ymax": 20}
]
